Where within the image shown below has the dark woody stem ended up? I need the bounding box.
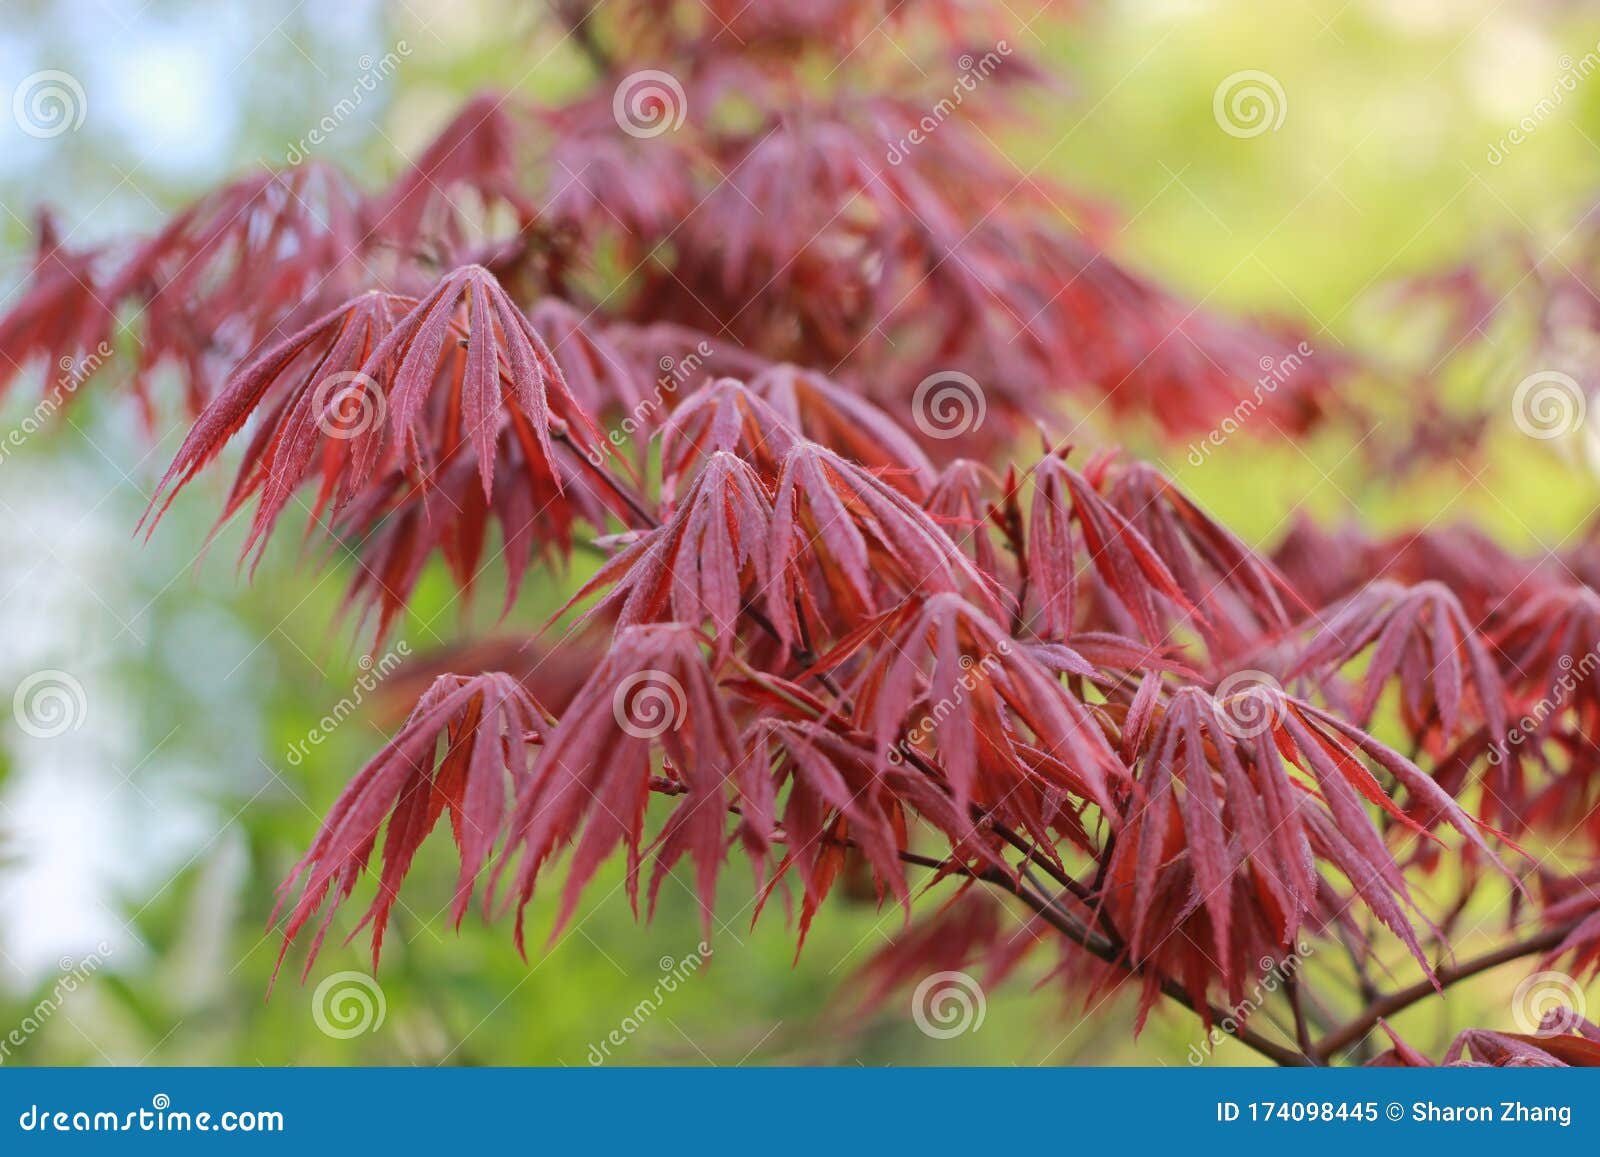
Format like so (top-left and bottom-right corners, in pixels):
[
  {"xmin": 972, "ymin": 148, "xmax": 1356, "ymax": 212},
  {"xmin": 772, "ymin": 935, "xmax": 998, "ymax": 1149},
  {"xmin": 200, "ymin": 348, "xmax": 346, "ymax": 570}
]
[{"xmin": 1313, "ymin": 921, "xmax": 1579, "ymax": 1062}]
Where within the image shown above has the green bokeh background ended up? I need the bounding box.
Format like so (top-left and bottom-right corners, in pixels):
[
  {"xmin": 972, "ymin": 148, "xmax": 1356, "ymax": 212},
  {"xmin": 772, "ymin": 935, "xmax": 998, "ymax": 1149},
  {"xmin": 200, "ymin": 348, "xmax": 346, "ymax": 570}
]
[{"xmin": 1, "ymin": 0, "xmax": 1597, "ymax": 1066}]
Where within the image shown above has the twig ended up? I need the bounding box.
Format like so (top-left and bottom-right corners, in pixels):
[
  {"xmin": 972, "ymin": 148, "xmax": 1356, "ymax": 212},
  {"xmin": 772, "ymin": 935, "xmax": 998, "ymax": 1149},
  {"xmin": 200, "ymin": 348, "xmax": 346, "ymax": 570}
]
[
  {"xmin": 1286, "ymin": 975, "xmax": 1314, "ymax": 1057},
  {"xmin": 1314, "ymin": 921, "xmax": 1578, "ymax": 1062},
  {"xmin": 555, "ymin": 431, "xmax": 659, "ymax": 529},
  {"xmin": 957, "ymin": 855, "xmax": 1315, "ymax": 1067}
]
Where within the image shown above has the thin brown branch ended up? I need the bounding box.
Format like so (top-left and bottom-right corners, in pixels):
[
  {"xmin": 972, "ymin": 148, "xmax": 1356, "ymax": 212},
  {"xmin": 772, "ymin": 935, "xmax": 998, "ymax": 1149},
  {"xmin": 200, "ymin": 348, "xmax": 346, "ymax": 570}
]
[
  {"xmin": 1286, "ymin": 975, "xmax": 1314, "ymax": 1057},
  {"xmin": 556, "ymin": 431, "xmax": 659, "ymax": 529},
  {"xmin": 711, "ymin": 784, "xmax": 1311, "ymax": 1068},
  {"xmin": 962, "ymin": 855, "xmax": 1315, "ymax": 1067},
  {"xmin": 1314, "ymin": 920, "xmax": 1578, "ymax": 1062}
]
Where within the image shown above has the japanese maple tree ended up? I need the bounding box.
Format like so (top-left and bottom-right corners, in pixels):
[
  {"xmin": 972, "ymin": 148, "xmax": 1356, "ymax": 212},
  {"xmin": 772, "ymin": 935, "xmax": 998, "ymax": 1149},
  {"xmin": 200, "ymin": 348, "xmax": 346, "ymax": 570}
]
[{"xmin": 5, "ymin": 0, "xmax": 1599, "ymax": 1066}]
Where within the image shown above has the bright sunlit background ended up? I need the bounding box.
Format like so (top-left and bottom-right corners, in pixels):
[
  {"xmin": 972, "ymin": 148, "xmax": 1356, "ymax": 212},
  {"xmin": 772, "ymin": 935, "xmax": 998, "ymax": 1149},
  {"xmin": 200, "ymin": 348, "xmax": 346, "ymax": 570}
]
[{"xmin": 1, "ymin": 0, "xmax": 1597, "ymax": 1064}]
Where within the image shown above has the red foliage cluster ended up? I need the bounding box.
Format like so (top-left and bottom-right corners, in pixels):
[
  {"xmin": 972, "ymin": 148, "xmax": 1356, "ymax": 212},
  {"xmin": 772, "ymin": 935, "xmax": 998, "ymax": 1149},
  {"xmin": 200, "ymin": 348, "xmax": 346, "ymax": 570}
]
[
  {"xmin": 0, "ymin": 1, "xmax": 1334, "ymax": 455},
  {"xmin": 1368, "ymin": 200, "xmax": 1600, "ymax": 476},
  {"xmin": 8, "ymin": 0, "xmax": 1597, "ymax": 1067},
  {"xmin": 150, "ymin": 293, "xmax": 1595, "ymax": 1064},
  {"xmin": 1372, "ymin": 1013, "xmax": 1600, "ymax": 1067}
]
